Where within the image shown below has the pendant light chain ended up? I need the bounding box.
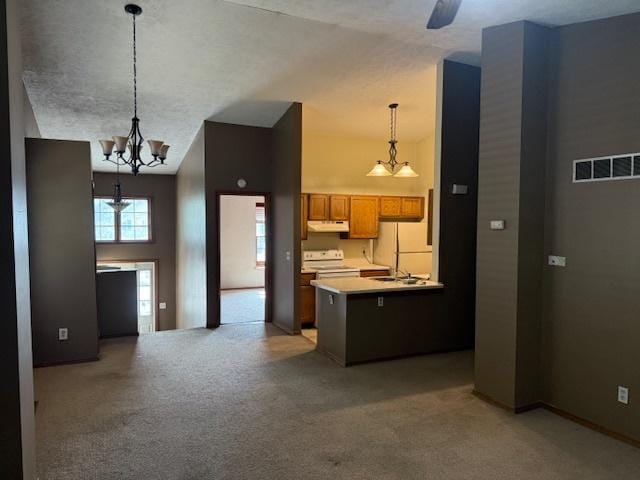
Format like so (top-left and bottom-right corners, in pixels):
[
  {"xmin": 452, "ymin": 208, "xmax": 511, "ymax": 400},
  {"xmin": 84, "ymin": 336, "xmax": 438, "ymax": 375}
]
[{"xmin": 133, "ymin": 13, "xmax": 137, "ymax": 118}]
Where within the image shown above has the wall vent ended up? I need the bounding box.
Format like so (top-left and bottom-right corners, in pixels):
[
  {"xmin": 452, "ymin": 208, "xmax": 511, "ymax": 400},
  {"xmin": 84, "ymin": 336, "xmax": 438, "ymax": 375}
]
[{"xmin": 573, "ymin": 153, "xmax": 640, "ymax": 183}]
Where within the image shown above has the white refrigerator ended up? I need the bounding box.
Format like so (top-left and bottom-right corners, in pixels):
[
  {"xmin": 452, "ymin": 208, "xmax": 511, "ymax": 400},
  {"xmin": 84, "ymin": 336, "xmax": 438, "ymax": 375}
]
[{"xmin": 374, "ymin": 222, "xmax": 432, "ymax": 276}]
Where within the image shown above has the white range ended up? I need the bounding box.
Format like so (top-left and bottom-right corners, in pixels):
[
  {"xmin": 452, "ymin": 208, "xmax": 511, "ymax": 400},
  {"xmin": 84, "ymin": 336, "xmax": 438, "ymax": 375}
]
[{"xmin": 302, "ymin": 249, "xmax": 361, "ymax": 279}]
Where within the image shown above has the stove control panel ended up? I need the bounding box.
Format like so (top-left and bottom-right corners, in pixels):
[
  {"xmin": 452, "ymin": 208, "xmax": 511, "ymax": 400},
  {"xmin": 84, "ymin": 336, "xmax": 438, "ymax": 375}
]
[{"xmin": 303, "ymin": 249, "xmax": 345, "ymax": 261}]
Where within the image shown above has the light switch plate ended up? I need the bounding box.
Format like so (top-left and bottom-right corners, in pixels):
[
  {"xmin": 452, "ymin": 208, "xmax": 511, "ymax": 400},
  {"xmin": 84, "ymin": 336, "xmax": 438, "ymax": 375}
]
[
  {"xmin": 377, "ymin": 297, "xmax": 384, "ymax": 307},
  {"xmin": 618, "ymin": 386, "xmax": 629, "ymax": 405},
  {"xmin": 159, "ymin": 302, "xmax": 167, "ymax": 310},
  {"xmin": 452, "ymin": 184, "xmax": 468, "ymax": 195},
  {"xmin": 490, "ymin": 220, "xmax": 505, "ymax": 230},
  {"xmin": 329, "ymin": 295, "xmax": 334, "ymax": 305},
  {"xmin": 548, "ymin": 255, "xmax": 566, "ymax": 267},
  {"xmin": 58, "ymin": 328, "xmax": 68, "ymax": 341}
]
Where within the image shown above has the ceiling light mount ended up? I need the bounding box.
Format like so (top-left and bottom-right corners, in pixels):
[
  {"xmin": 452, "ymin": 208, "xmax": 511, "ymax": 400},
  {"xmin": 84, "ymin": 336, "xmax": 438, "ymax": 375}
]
[
  {"xmin": 366, "ymin": 103, "xmax": 419, "ymax": 178},
  {"xmin": 99, "ymin": 3, "xmax": 169, "ymax": 176}
]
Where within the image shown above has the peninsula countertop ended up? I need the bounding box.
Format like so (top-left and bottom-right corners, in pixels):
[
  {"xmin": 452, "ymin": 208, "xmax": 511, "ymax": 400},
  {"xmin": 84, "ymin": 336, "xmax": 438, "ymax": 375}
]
[{"xmin": 311, "ymin": 276, "xmax": 443, "ymax": 295}]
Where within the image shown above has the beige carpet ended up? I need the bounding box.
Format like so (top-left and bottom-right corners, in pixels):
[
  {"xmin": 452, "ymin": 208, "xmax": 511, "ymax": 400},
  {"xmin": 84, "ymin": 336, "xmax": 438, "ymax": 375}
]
[
  {"xmin": 35, "ymin": 324, "xmax": 640, "ymax": 480},
  {"xmin": 221, "ymin": 288, "xmax": 265, "ymax": 324}
]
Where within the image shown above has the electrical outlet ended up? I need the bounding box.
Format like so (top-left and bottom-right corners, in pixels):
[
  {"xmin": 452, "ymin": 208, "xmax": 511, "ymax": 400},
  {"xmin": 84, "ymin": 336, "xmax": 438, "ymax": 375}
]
[
  {"xmin": 328, "ymin": 295, "xmax": 334, "ymax": 305},
  {"xmin": 490, "ymin": 220, "xmax": 505, "ymax": 230},
  {"xmin": 58, "ymin": 328, "xmax": 68, "ymax": 341},
  {"xmin": 159, "ymin": 302, "xmax": 167, "ymax": 310},
  {"xmin": 548, "ymin": 255, "xmax": 566, "ymax": 267},
  {"xmin": 377, "ymin": 297, "xmax": 384, "ymax": 307},
  {"xmin": 618, "ymin": 386, "xmax": 629, "ymax": 405}
]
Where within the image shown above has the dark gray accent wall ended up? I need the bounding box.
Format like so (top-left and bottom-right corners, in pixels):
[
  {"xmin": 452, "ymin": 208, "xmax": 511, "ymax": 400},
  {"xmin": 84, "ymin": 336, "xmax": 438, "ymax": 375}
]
[
  {"xmin": 204, "ymin": 121, "xmax": 273, "ymax": 328},
  {"xmin": 93, "ymin": 173, "xmax": 177, "ymax": 331},
  {"xmin": 270, "ymin": 103, "xmax": 302, "ymax": 334},
  {"xmin": 176, "ymin": 126, "xmax": 206, "ymax": 330},
  {"xmin": 541, "ymin": 13, "xmax": 640, "ymax": 440},
  {"xmin": 26, "ymin": 139, "xmax": 98, "ymax": 366},
  {"xmin": 97, "ymin": 270, "xmax": 138, "ymax": 337},
  {"xmin": 1, "ymin": 0, "xmax": 36, "ymax": 476},
  {"xmin": 476, "ymin": 13, "xmax": 640, "ymax": 441},
  {"xmin": 437, "ymin": 60, "xmax": 480, "ymax": 351},
  {"xmin": 475, "ymin": 22, "xmax": 550, "ymax": 409}
]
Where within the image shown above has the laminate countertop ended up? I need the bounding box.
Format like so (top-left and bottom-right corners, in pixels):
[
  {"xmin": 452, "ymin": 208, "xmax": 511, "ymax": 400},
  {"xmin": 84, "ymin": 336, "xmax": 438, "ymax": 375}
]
[
  {"xmin": 311, "ymin": 276, "xmax": 443, "ymax": 295},
  {"xmin": 301, "ymin": 261, "xmax": 391, "ymax": 275}
]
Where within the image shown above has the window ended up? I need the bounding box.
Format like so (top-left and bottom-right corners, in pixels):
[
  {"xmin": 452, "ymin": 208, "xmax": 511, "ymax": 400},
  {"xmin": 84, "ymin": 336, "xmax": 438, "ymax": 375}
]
[
  {"xmin": 256, "ymin": 203, "xmax": 266, "ymax": 266},
  {"xmin": 94, "ymin": 197, "xmax": 151, "ymax": 242}
]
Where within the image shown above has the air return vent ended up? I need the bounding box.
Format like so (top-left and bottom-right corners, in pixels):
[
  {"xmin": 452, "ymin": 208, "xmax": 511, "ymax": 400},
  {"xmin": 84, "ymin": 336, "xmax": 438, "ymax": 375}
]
[{"xmin": 573, "ymin": 153, "xmax": 640, "ymax": 183}]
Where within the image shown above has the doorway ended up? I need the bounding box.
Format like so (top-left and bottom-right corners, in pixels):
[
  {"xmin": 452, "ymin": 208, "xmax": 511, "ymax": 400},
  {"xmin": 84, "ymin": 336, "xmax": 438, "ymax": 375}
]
[
  {"xmin": 96, "ymin": 260, "xmax": 158, "ymax": 333},
  {"xmin": 218, "ymin": 194, "xmax": 270, "ymax": 325}
]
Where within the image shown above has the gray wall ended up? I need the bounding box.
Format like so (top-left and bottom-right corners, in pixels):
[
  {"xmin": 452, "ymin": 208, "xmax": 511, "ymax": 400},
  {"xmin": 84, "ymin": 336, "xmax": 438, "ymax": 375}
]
[
  {"xmin": 269, "ymin": 103, "xmax": 302, "ymax": 334},
  {"xmin": 176, "ymin": 126, "xmax": 206, "ymax": 330},
  {"xmin": 1, "ymin": 0, "xmax": 36, "ymax": 477},
  {"xmin": 204, "ymin": 120, "xmax": 273, "ymax": 328},
  {"xmin": 475, "ymin": 21, "xmax": 550, "ymax": 409},
  {"xmin": 93, "ymin": 173, "xmax": 177, "ymax": 331},
  {"xmin": 476, "ymin": 14, "xmax": 640, "ymax": 440},
  {"xmin": 542, "ymin": 13, "xmax": 640, "ymax": 440},
  {"xmin": 26, "ymin": 139, "xmax": 98, "ymax": 366}
]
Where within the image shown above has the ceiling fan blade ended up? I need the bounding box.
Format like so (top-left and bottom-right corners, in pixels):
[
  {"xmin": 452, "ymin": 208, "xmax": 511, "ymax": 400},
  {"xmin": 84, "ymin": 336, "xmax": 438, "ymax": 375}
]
[{"xmin": 426, "ymin": 0, "xmax": 462, "ymax": 30}]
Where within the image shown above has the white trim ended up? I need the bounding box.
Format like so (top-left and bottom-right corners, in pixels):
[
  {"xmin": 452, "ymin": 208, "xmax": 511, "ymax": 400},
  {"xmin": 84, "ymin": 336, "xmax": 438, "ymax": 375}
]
[{"xmin": 431, "ymin": 60, "xmax": 444, "ymax": 282}]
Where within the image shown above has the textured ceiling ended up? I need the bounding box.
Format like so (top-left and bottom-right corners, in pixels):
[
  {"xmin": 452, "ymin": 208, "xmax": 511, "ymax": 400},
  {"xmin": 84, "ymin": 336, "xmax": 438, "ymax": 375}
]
[{"xmin": 20, "ymin": 0, "xmax": 640, "ymax": 173}]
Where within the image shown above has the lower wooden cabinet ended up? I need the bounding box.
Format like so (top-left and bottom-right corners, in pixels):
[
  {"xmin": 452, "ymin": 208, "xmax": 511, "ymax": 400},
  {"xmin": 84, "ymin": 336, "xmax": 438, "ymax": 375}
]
[
  {"xmin": 300, "ymin": 272, "xmax": 316, "ymax": 326},
  {"xmin": 360, "ymin": 269, "xmax": 390, "ymax": 278}
]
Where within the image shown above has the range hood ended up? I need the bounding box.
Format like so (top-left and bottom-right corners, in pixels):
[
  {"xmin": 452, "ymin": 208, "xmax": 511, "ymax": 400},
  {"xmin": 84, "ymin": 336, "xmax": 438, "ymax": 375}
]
[{"xmin": 307, "ymin": 221, "xmax": 350, "ymax": 233}]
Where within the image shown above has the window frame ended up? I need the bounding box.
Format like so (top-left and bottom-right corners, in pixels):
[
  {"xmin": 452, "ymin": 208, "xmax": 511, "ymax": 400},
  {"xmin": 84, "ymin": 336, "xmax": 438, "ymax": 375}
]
[
  {"xmin": 93, "ymin": 195, "xmax": 154, "ymax": 244},
  {"xmin": 255, "ymin": 202, "xmax": 266, "ymax": 267}
]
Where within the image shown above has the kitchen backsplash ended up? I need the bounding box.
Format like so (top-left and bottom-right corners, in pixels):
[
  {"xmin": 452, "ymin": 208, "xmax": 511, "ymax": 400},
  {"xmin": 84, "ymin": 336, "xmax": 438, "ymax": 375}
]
[{"xmin": 301, "ymin": 233, "xmax": 371, "ymax": 260}]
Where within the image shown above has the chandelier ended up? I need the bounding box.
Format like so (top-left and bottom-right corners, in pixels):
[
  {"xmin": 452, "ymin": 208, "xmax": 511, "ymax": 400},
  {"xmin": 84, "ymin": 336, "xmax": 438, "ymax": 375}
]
[
  {"xmin": 99, "ymin": 4, "xmax": 169, "ymax": 176},
  {"xmin": 366, "ymin": 103, "xmax": 419, "ymax": 178}
]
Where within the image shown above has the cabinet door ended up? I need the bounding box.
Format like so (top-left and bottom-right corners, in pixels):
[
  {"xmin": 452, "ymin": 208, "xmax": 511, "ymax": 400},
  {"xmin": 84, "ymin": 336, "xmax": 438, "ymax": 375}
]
[
  {"xmin": 349, "ymin": 196, "xmax": 379, "ymax": 239},
  {"xmin": 300, "ymin": 285, "xmax": 316, "ymax": 325},
  {"xmin": 301, "ymin": 194, "xmax": 309, "ymax": 240},
  {"xmin": 379, "ymin": 196, "xmax": 402, "ymax": 218},
  {"xmin": 308, "ymin": 194, "xmax": 329, "ymax": 220},
  {"xmin": 401, "ymin": 197, "xmax": 424, "ymax": 219},
  {"xmin": 329, "ymin": 195, "xmax": 350, "ymax": 221}
]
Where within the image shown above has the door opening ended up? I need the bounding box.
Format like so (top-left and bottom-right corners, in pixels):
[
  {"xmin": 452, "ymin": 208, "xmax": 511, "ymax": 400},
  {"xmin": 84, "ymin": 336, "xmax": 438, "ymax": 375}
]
[
  {"xmin": 218, "ymin": 194, "xmax": 270, "ymax": 325},
  {"xmin": 96, "ymin": 260, "xmax": 157, "ymax": 333}
]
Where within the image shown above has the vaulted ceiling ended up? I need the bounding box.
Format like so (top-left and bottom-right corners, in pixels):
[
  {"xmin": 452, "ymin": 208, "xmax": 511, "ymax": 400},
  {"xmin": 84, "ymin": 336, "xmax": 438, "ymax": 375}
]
[{"xmin": 20, "ymin": 0, "xmax": 640, "ymax": 173}]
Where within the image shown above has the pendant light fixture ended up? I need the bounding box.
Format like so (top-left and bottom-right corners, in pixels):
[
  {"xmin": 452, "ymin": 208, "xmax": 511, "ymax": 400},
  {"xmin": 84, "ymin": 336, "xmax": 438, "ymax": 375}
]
[
  {"xmin": 99, "ymin": 4, "xmax": 169, "ymax": 176},
  {"xmin": 107, "ymin": 156, "xmax": 131, "ymax": 213},
  {"xmin": 366, "ymin": 103, "xmax": 419, "ymax": 178}
]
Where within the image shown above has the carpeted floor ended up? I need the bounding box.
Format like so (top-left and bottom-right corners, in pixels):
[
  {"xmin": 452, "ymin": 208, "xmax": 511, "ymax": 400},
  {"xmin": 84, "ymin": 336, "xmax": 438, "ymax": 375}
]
[
  {"xmin": 35, "ymin": 324, "xmax": 640, "ymax": 480},
  {"xmin": 221, "ymin": 288, "xmax": 265, "ymax": 324}
]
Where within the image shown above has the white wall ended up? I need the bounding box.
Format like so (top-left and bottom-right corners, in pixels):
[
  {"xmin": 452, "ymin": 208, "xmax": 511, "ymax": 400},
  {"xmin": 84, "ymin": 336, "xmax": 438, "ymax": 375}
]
[
  {"xmin": 301, "ymin": 127, "xmax": 435, "ymax": 263},
  {"xmin": 220, "ymin": 195, "xmax": 265, "ymax": 289}
]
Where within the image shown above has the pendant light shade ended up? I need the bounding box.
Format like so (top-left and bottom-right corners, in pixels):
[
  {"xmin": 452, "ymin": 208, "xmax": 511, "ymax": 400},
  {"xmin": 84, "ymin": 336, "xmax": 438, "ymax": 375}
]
[
  {"xmin": 367, "ymin": 160, "xmax": 392, "ymax": 177},
  {"xmin": 394, "ymin": 162, "xmax": 419, "ymax": 178},
  {"xmin": 366, "ymin": 103, "xmax": 419, "ymax": 178}
]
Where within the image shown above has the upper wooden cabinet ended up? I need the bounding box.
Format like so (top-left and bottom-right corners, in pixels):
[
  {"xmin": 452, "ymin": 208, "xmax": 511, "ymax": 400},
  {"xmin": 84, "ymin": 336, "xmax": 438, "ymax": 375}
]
[
  {"xmin": 379, "ymin": 196, "xmax": 402, "ymax": 217},
  {"xmin": 308, "ymin": 194, "xmax": 329, "ymax": 220},
  {"xmin": 301, "ymin": 194, "xmax": 309, "ymax": 240},
  {"xmin": 349, "ymin": 196, "xmax": 379, "ymax": 239},
  {"xmin": 329, "ymin": 195, "xmax": 350, "ymax": 221},
  {"xmin": 401, "ymin": 197, "xmax": 424, "ymax": 219},
  {"xmin": 379, "ymin": 195, "xmax": 424, "ymax": 220}
]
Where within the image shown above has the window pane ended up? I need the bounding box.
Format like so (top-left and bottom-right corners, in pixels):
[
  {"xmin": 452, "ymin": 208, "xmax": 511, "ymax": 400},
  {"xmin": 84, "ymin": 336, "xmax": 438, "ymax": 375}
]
[
  {"xmin": 139, "ymin": 286, "xmax": 151, "ymax": 301},
  {"xmin": 139, "ymin": 270, "xmax": 151, "ymax": 286},
  {"xmin": 121, "ymin": 225, "xmax": 134, "ymax": 241},
  {"xmin": 132, "ymin": 199, "xmax": 148, "ymax": 212},
  {"xmin": 100, "ymin": 212, "xmax": 115, "ymax": 226},
  {"xmin": 256, "ymin": 223, "xmax": 266, "ymax": 236},
  {"xmin": 134, "ymin": 212, "xmax": 148, "ymax": 226},
  {"xmin": 139, "ymin": 300, "xmax": 151, "ymax": 316},
  {"xmin": 134, "ymin": 226, "xmax": 149, "ymax": 241},
  {"xmin": 121, "ymin": 212, "xmax": 134, "ymax": 226}
]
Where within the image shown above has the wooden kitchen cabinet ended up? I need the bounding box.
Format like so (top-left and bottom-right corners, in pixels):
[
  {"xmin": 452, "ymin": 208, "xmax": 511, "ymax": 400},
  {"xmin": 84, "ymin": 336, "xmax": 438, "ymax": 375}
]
[
  {"xmin": 300, "ymin": 272, "xmax": 316, "ymax": 326},
  {"xmin": 379, "ymin": 195, "xmax": 424, "ymax": 220},
  {"xmin": 329, "ymin": 195, "xmax": 350, "ymax": 221},
  {"xmin": 401, "ymin": 197, "xmax": 424, "ymax": 219},
  {"xmin": 308, "ymin": 194, "xmax": 329, "ymax": 220},
  {"xmin": 379, "ymin": 196, "xmax": 402, "ymax": 218},
  {"xmin": 360, "ymin": 269, "xmax": 390, "ymax": 278},
  {"xmin": 301, "ymin": 194, "xmax": 309, "ymax": 240},
  {"xmin": 349, "ymin": 195, "xmax": 379, "ymax": 239}
]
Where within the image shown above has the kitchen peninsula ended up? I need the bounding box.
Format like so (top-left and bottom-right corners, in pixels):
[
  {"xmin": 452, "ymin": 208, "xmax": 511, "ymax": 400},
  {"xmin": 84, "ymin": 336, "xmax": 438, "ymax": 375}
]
[{"xmin": 311, "ymin": 277, "xmax": 448, "ymax": 366}]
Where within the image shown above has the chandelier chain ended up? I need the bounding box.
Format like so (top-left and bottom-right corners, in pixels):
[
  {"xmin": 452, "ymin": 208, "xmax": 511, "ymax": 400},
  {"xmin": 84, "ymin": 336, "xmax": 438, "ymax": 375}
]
[{"xmin": 133, "ymin": 13, "xmax": 137, "ymax": 118}]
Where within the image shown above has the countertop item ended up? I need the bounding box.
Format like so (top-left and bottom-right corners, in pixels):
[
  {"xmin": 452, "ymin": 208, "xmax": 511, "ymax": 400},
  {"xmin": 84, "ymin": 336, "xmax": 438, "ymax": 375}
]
[{"xmin": 311, "ymin": 276, "xmax": 443, "ymax": 295}]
